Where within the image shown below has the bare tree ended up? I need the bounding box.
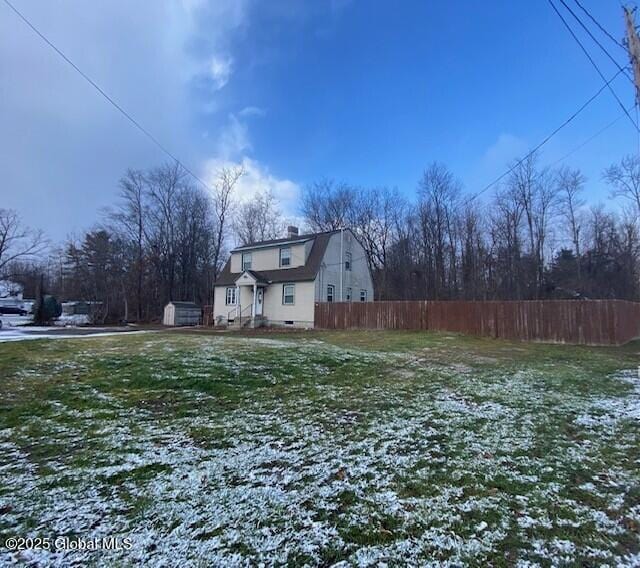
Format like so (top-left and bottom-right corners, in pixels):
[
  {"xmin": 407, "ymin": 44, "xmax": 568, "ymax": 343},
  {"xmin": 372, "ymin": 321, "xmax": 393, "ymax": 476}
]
[
  {"xmin": 146, "ymin": 162, "xmax": 188, "ymax": 303},
  {"xmin": 557, "ymin": 167, "xmax": 586, "ymax": 256},
  {"xmin": 459, "ymin": 204, "xmax": 488, "ymax": 300},
  {"xmin": 418, "ymin": 163, "xmax": 461, "ymax": 299},
  {"xmin": 211, "ymin": 165, "xmax": 244, "ymax": 284},
  {"xmin": 109, "ymin": 169, "xmax": 148, "ymax": 320},
  {"xmin": 604, "ymin": 154, "xmax": 640, "ymax": 219},
  {"xmin": 556, "ymin": 166, "xmax": 586, "ymax": 286},
  {"xmin": 506, "ymin": 154, "xmax": 558, "ymax": 297},
  {"xmin": 0, "ymin": 209, "xmax": 47, "ymax": 273},
  {"xmin": 491, "ymin": 184, "xmax": 524, "ymax": 299},
  {"xmin": 234, "ymin": 190, "xmax": 284, "ymax": 245},
  {"xmin": 532, "ymin": 168, "xmax": 559, "ymax": 293},
  {"xmin": 349, "ymin": 186, "xmax": 406, "ymax": 299},
  {"xmin": 301, "ymin": 179, "xmax": 355, "ymax": 231}
]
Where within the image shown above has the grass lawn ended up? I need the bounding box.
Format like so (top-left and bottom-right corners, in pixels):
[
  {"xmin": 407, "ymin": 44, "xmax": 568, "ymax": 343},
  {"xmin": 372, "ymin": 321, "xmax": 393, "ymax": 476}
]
[{"xmin": 1, "ymin": 330, "xmax": 639, "ymax": 566}]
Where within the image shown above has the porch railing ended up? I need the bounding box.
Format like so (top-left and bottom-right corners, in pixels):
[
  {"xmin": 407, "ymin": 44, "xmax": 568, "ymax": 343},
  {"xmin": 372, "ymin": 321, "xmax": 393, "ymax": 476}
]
[{"xmin": 239, "ymin": 304, "xmax": 253, "ymax": 327}]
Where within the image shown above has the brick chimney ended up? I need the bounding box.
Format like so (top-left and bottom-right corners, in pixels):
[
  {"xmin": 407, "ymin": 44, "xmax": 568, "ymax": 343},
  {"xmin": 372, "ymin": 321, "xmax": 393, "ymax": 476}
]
[{"xmin": 287, "ymin": 225, "xmax": 299, "ymax": 239}]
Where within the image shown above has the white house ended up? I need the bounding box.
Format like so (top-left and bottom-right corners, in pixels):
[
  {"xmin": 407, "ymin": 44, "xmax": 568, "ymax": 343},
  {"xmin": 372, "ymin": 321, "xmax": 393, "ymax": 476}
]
[{"xmin": 213, "ymin": 227, "xmax": 374, "ymax": 328}]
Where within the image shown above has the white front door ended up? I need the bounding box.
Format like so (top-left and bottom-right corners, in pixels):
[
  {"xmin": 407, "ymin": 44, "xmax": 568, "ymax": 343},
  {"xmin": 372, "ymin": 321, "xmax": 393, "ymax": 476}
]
[{"xmin": 255, "ymin": 288, "xmax": 263, "ymax": 316}]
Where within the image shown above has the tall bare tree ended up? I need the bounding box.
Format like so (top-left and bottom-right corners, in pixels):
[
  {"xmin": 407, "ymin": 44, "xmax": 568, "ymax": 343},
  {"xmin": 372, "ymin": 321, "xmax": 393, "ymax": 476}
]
[
  {"xmin": 418, "ymin": 163, "xmax": 461, "ymax": 299},
  {"xmin": 604, "ymin": 154, "xmax": 640, "ymax": 219},
  {"xmin": 234, "ymin": 190, "xmax": 283, "ymax": 245},
  {"xmin": 301, "ymin": 180, "xmax": 355, "ymax": 231},
  {"xmin": 211, "ymin": 165, "xmax": 244, "ymax": 284},
  {"xmin": 0, "ymin": 209, "xmax": 46, "ymax": 273},
  {"xmin": 109, "ymin": 169, "xmax": 148, "ymax": 320},
  {"xmin": 557, "ymin": 166, "xmax": 586, "ymax": 286},
  {"xmin": 506, "ymin": 154, "xmax": 558, "ymax": 297}
]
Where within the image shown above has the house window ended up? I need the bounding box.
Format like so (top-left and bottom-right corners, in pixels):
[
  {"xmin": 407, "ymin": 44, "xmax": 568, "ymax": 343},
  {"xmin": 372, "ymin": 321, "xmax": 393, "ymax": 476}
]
[
  {"xmin": 242, "ymin": 252, "xmax": 252, "ymax": 270},
  {"xmin": 360, "ymin": 289, "xmax": 368, "ymax": 302},
  {"xmin": 327, "ymin": 284, "xmax": 335, "ymax": 302},
  {"xmin": 280, "ymin": 247, "xmax": 291, "ymax": 267},
  {"xmin": 346, "ymin": 287, "xmax": 352, "ymax": 301},
  {"xmin": 345, "ymin": 252, "xmax": 352, "ymax": 271},
  {"xmin": 282, "ymin": 284, "xmax": 295, "ymax": 305},
  {"xmin": 225, "ymin": 287, "xmax": 237, "ymax": 305}
]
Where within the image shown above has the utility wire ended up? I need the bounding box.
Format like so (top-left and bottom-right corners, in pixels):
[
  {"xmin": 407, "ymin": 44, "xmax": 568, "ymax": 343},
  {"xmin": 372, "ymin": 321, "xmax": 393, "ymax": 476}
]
[
  {"xmin": 5, "ymin": 0, "xmax": 634, "ymax": 214},
  {"xmin": 558, "ymin": 0, "xmax": 633, "ymax": 84},
  {"xmin": 1, "ymin": 0, "xmax": 213, "ymax": 192},
  {"xmin": 549, "ymin": 105, "xmax": 631, "ymax": 167},
  {"xmin": 460, "ymin": 66, "xmax": 628, "ymax": 206},
  {"xmin": 572, "ymin": 0, "xmax": 626, "ymax": 50},
  {"xmin": 548, "ymin": 0, "xmax": 639, "ymax": 132}
]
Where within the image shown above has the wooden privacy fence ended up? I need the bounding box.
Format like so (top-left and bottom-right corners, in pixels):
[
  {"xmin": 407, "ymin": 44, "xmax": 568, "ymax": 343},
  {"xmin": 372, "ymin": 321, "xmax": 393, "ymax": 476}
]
[
  {"xmin": 203, "ymin": 305, "xmax": 214, "ymax": 327},
  {"xmin": 314, "ymin": 300, "xmax": 640, "ymax": 346}
]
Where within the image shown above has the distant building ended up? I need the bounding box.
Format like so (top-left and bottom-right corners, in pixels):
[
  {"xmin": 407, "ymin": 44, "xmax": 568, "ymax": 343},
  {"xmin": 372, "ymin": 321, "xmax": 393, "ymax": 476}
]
[
  {"xmin": 163, "ymin": 301, "xmax": 201, "ymax": 326},
  {"xmin": 62, "ymin": 301, "xmax": 94, "ymax": 316},
  {"xmin": 0, "ymin": 280, "xmax": 27, "ymax": 314},
  {"xmin": 0, "ymin": 280, "xmax": 23, "ymax": 301}
]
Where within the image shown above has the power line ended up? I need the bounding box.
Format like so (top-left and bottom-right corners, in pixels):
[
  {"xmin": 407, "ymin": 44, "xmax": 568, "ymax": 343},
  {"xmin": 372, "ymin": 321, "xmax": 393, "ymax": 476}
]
[
  {"xmin": 548, "ymin": 0, "xmax": 639, "ymax": 132},
  {"xmin": 549, "ymin": 105, "xmax": 632, "ymax": 167},
  {"xmin": 1, "ymin": 0, "xmax": 213, "ymax": 192},
  {"xmin": 460, "ymin": 66, "xmax": 628, "ymax": 207},
  {"xmin": 572, "ymin": 0, "xmax": 626, "ymax": 50},
  {"xmin": 558, "ymin": 0, "xmax": 633, "ymax": 84}
]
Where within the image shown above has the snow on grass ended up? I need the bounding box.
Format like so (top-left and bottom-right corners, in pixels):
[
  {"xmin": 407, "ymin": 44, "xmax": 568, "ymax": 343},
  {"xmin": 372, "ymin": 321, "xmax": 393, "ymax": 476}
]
[{"xmin": 1, "ymin": 332, "xmax": 639, "ymax": 565}]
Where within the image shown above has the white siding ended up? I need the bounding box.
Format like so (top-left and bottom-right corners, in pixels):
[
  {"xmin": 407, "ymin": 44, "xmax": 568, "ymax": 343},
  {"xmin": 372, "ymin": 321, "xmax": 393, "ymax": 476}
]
[
  {"xmin": 230, "ymin": 242, "xmax": 308, "ymax": 272},
  {"xmin": 314, "ymin": 230, "xmax": 374, "ymax": 303},
  {"xmin": 213, "ymin": 281, "xmax": 315, "ymax": 327},
  {"xmin": 213, "ymin": 286, "xmax": 236, "ymax": 324},
  {"xmin": 262, "ymin": 281, "xmax": 315, "ymax": 327}
]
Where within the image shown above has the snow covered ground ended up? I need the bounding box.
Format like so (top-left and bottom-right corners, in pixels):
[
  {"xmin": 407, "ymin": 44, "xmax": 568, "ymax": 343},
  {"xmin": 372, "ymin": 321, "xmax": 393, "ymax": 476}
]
[
  {"xmin": 0, "ymin": 327, "xmax": 147, "ymax": 343},
  {"xmin": 0, "ymin": 314, "xmax": 143, "ymax": 342},
  {"xmin": 1, "ymin": 332, "xmax": 639, "ymax": 565}
]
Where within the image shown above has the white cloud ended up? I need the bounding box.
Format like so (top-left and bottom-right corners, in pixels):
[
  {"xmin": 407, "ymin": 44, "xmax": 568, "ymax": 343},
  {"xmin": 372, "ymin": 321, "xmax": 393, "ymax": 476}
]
[
  {"xmin": 239, "ymin": 106, "xmax": 266, "ymax": 118},
  {"xmin": 217, "ymin": 114, "xmax": 252, "ymax": 159},
  {"xmin": 482, "ymin": 133, "xmax": 528, "ymax": 169},
  {"xmin": 0, "ymin": 0, "xmax": 301, "ymax": 243},
  {"xmin": 207, "ymin": 110, "xmax": 299, "ymax": 214},
  {"xmin": 209, "ymin": 54, "xmax": 233, "ymax": 90},
  {"xmin": 203, "ymin": 156, "xmax": 300, "ymax": 215},
  {"xmin": 0, "ymin": 0, "xmax": 252, "ymax": 242}
]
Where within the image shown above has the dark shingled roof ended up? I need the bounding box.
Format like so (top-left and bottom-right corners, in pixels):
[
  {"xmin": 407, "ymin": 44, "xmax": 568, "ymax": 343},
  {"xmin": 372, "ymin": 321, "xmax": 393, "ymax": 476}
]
[
  {"xmin": 167, "ymin": 301, "xmax": 200, "ymax": 309},
  {"xmin": 231, "ymin": 234, "xmax": 314, "ymax": 251},
  {"xmin": 215, "ymin": 230, "xmax": 338, "ymax": 286},
  {"xmin": 243, "ymin": 269, "xmax": 270, "ymax": 284}
]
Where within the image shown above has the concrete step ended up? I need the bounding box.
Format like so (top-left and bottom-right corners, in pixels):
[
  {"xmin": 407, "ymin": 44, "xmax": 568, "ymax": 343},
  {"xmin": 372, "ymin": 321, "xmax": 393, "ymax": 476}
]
[{"xmin": 227, "ymin": 316, "xmax": 265, "ymax": 329}]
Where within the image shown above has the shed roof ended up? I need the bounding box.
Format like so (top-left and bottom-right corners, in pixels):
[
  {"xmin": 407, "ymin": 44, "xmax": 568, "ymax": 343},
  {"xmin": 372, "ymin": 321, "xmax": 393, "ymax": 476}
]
[{"xmin": 167, "ymin": 301, "xmax": 200, "ymax": 309}]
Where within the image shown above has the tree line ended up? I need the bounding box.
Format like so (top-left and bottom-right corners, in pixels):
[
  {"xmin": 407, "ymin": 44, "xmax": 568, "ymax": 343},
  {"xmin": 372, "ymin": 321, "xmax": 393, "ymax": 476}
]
[
  {"xmin": 302, "ymin": 153, "xmax": 640, "ymax": 302},
  {"xmin": 2, "ymin": 151, "xmax": 639, "ymax": 322}
]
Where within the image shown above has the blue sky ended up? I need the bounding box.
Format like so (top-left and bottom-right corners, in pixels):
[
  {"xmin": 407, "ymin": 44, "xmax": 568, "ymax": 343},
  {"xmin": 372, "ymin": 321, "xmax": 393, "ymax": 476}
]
[{"xmin": 1, "ymin": 0, "xmax": 637, "ymax": 241}]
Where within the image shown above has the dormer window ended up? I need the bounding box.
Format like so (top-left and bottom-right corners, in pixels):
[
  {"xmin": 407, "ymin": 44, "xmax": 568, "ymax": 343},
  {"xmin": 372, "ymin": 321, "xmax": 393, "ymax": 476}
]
[
  {"xmin": 242, "ymin": 252, "xmax": 252, "ymax": 270},
  {"xmin": 280, "ymin": 247, "xmax": 291, "ymax": 267}
]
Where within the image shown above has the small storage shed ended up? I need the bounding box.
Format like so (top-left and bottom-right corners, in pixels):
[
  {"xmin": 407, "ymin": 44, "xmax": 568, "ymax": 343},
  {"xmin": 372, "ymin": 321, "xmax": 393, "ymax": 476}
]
[{"xmin": 163, "ymin": 301, "xmax": 201, "ymax": 326}]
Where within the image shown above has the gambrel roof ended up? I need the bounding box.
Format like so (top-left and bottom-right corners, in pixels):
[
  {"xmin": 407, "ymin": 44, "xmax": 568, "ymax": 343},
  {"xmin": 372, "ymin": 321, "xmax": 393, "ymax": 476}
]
[{"xmin": 215, "ymin": 230, "xmax": 340, "ymax": 286}]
